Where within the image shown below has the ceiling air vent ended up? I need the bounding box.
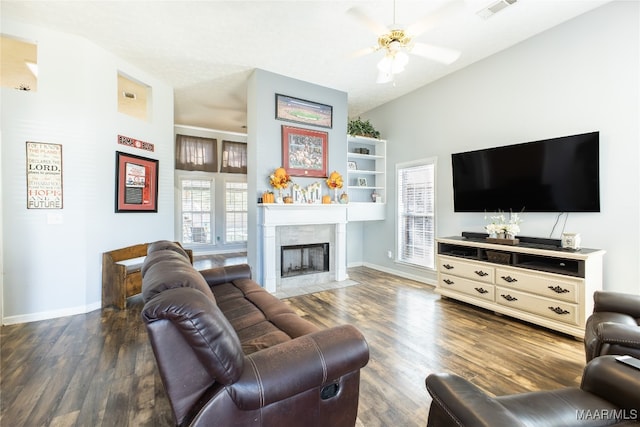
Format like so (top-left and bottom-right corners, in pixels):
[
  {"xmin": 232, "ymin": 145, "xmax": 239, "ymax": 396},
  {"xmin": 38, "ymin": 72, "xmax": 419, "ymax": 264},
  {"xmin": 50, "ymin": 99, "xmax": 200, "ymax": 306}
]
[{"xmin": 477, "ymin": 0, "xmax": 517, "ymax": 19}]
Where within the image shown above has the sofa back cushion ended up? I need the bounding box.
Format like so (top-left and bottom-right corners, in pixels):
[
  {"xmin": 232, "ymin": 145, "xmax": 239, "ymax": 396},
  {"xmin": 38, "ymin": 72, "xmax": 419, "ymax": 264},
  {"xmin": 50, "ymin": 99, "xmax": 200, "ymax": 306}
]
[{"xmin": 142, "ymin": 254, "xmax": 215, "ymax": 303}]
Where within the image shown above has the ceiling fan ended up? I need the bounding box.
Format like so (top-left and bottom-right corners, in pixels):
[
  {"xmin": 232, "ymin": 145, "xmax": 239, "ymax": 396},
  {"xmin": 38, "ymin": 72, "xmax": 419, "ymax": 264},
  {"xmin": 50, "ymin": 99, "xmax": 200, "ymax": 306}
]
[{"xmin": 348, "ymin": 0, "xmax": 463, "ymax": 84}]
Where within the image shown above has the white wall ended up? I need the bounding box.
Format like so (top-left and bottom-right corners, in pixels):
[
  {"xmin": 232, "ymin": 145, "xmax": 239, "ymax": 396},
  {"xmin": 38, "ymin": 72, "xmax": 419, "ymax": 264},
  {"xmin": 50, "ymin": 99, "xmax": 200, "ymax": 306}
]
[
  {"xmin": 361, "ymin": 1, "xmax": 640, "ymax": 293},
  {"xmin": 1, "ymin": 20, "xmax": 175, "ymax": 324},
  {"xmin": 247, "ymin": 69, "xmax": 348, "ymax": 283}
]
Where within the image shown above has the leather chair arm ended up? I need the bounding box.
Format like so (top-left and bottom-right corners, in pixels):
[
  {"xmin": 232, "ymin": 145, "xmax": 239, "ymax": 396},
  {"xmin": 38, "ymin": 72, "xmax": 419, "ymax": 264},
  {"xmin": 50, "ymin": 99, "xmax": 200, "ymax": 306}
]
[
  {"xmin": 597, "ymin": 322, "xmax": 640, "ymax": 348},
  {"xmin": 581, "ymin": 355, "xmax": 640, "ymax": 410},
  {"xmin": 227, "ymin": 324, "xmax": 369, "ymax": 410},
  {"xmin": 200, "ymin": 264, "xmax": 252, "ymax": 287},
  {"xmin": 593, "ymin": 291, "xmax": 640, "ymax": 318},
  {"xmin": 425, "ymin": 373, "xmax": 526, "ymax": 427}
]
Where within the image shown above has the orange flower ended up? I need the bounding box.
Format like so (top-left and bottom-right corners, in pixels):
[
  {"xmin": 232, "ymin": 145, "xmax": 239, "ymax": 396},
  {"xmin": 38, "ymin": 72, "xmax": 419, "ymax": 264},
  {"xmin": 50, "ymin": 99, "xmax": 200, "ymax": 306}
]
[
  {"xmin": 269, "ymin": 167, "xmax": 291, "ymax": 189},
  {"xmin": 326, "ymin": 171, "xmax": 343, "ymax": 189}
]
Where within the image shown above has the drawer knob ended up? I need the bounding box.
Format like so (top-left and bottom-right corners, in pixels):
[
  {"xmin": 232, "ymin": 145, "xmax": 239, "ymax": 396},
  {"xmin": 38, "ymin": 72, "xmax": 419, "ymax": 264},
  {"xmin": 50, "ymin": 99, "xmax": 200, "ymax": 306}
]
[
  {"xmin": 442, "ymin": 264, "xmax": 454, "ymax": 270},
  {"xmin": 475, "ymin": 270, "xmax": 488, "ymax": 277},
  {"xmin": 501, "ymin": 275, "xmax": 518, "ymax": 283},
  {"xmin": 548, "ymin": 306, "xmax": 570, "ymax": 315},
  {"xmin": 548, "ymin": 285, "xmax": 569, "ymax": 294},
  {"xmin": 501, "ymin": 294, "xmax": 518, "ymax": 302},
  {"xmin": 474, "ymin": 287, "xmax": 489, "ymax": 294},
  {"xmin": 443, "ymin": 279, "xmax": 454, "ymax": 285}
]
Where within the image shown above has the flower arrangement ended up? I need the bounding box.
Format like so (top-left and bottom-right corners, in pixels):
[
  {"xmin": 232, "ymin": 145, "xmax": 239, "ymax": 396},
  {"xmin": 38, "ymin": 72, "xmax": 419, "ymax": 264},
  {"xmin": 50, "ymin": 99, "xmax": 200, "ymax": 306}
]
[
  {"xmin": 325, "ymin": 171, "xmax": 343, "ymax": 189},
  {"xmin": 485, "ymin": 211, "xmax": 523, "ymax": 238},
  {"xmin": 269, "ymin": 167, "xmax": 291, "ymax": 190}
]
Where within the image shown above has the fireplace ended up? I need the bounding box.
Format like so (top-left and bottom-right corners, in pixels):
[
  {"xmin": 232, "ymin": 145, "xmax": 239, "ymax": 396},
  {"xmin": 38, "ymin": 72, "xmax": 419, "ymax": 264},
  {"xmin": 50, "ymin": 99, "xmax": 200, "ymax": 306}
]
[
  {"xmin": 259, "ymin": 204, "xmax": 348, "ymax": 293},
  {"xmin": 281, "ymin": 243, "xmax": 329, "ymax": 278}
]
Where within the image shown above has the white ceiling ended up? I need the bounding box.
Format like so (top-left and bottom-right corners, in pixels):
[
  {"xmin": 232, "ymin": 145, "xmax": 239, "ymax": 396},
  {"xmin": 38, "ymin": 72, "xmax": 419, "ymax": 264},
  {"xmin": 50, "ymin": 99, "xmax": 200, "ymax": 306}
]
[{"xmin": 1, "ymin": 0, "xmax": 612, "ymax": 133}]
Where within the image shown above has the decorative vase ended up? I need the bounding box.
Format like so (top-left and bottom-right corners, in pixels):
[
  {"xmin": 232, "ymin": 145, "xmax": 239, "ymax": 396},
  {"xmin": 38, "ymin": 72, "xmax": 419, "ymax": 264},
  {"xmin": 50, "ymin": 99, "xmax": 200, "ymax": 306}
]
[
  {"xmin": 276, "ymin": 189, "xmax": 284, "ymax": 204},
  {"xmin": 333, "ymin": 188, "xmax": 338, "ymax": 203},
  {"xmin": 496, "ymin": 232, "xmax": 506, "ymax": 239}
]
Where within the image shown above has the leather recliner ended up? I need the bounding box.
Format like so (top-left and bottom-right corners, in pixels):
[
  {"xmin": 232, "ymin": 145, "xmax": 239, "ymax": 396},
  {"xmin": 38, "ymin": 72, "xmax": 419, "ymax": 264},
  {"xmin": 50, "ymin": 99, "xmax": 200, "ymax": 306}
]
[
  {"xmin": 140, "ymin": 241, "xmax": 369, "ymax": 427},
  {"xmin": 425, "ymin": 355, "xmax": 640, "ymax": 426},
  {"xmin": 584, "ymin": 290, "xmax": 640, "ymax": 362}
]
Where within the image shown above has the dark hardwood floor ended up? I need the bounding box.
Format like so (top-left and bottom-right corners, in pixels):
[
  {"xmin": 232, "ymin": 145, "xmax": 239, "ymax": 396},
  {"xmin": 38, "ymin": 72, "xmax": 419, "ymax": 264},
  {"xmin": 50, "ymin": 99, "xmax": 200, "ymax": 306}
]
[{"xmin": 1, "ymin": 265, "xmax": 585, "ymax": 426}]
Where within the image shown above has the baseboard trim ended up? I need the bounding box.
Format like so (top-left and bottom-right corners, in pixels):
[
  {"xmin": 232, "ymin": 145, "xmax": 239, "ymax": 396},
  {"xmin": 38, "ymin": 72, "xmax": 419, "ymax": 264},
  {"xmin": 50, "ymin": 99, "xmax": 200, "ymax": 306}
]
[
  {"xmin": 360, "ymin": 262, "xmax": 437, "ymax": 287},
  {"xmin": 2, "ymin": 301, "xmax": 101, "ymax": 325}
]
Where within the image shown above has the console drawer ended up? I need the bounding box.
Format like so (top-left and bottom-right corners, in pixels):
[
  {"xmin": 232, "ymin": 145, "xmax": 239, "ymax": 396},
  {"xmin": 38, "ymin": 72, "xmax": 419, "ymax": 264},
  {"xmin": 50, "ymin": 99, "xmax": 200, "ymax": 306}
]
[
  {"xmin": 440, "ymin": 274, "xmax": 495, "ymax": 301},
  {"xmin": 438, "ymin": 256, "xmax": 494, "ymax": 284},
  {"xmin": 495, "ymin": 267, "xmax": 580, "ymax": 303},
  {"xmin": 496, "ymin": 287, "xmax": 579, "ymax": 325}
]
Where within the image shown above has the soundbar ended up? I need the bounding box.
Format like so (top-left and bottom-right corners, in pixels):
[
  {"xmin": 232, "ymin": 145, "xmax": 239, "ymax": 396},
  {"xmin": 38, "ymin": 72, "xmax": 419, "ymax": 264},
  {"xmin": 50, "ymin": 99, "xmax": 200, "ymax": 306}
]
[{"xmin": 461, "ymin": 231, "xmax": 562, "ymax": 248}]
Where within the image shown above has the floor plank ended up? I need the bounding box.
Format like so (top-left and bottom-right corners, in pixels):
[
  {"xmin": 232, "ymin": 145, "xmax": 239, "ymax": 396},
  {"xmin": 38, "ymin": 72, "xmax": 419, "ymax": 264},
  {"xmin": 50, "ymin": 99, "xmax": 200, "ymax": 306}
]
[{"xmin": 1, "ymin": 264, "xmax": 584, "ymax": 426}]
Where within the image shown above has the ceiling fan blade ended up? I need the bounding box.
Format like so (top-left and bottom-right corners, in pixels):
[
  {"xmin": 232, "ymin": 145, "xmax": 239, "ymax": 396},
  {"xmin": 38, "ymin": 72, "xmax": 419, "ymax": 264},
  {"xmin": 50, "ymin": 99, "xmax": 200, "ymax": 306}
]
[
  {"xmin": 405, "ymin": 0, "xmax": 465, "ymax": 38},
  {"xmin": 347, "ymin": 6, "xmax": 389, "ymax": 36},
  {"xmin": 350, "ymin": 45, "xmax": 379, "ymax": 59},
  {"xmin": 410, "ymin": 42, "xmax": 461, "ymax": 65}
]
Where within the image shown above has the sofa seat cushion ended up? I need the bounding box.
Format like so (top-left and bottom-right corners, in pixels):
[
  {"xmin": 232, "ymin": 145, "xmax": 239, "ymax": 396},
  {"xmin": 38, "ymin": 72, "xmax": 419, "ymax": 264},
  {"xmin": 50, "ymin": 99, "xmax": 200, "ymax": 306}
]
[{"xmin": 209, "ymin": 277, "xmax": 319, "ymax": 354}]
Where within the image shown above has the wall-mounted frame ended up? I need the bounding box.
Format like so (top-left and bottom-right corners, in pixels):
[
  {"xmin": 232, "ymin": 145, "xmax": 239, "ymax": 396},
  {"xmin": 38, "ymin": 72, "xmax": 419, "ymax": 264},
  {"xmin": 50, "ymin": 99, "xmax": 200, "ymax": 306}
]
[
  {"xmin": 282, "ymin": 125, "xmax": 328, "ymax": 178},
  {"xmin": 276, "ymin": 94, "xmax": 332, "ymax": 128},
  {"xmin": 26, "ymin": 141, "xmax": 63, "ymax": 209},
  {"xmin": 115, "ymin": 151, "xmax": 158, "ymax": 212}
]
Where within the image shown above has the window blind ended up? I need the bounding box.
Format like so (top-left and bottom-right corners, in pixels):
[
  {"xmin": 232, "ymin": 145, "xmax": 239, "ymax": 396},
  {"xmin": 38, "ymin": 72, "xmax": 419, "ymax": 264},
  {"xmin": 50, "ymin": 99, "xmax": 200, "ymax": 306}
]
[{"xmin": 397, "ymin": 162, "xmax": 435, "ymax": 269}]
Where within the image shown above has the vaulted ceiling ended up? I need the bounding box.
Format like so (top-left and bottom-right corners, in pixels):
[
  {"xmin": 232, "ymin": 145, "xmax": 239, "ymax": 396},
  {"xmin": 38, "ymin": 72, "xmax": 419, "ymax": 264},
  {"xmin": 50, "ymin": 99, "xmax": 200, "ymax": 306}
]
[{"xmin": 1, "ymin": 0, "xmax": 611, "ymax": 132}]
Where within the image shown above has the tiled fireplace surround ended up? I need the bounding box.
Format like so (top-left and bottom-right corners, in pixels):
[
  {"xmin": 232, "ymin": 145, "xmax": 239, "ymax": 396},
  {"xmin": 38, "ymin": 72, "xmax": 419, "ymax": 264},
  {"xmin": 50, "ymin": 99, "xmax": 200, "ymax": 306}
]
[{"xmin": 259, "ymin": 204, "xmax": 348, "ymax": 293}]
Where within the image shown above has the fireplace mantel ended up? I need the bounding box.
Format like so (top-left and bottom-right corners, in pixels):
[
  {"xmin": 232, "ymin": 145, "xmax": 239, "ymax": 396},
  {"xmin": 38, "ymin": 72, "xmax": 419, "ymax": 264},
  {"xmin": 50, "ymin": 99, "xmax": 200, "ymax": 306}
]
[{"xmin": 259, "ymin": 204, "xmax": 348, "ymax": 292}]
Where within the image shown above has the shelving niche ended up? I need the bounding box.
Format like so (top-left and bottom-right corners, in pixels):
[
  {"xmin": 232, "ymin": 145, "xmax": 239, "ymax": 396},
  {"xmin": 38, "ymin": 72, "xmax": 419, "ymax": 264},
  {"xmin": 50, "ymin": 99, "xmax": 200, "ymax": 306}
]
[{"xmin": 346, "ymin": 135, "xmax": 386, "ymax": 221}]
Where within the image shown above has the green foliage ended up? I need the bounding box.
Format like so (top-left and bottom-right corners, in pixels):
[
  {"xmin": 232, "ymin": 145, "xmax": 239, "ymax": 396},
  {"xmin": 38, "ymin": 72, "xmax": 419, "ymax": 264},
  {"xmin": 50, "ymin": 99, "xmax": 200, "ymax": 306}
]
[{"xmin": 348, "ymin": 117, "xmax": 380, "ymax": 139}]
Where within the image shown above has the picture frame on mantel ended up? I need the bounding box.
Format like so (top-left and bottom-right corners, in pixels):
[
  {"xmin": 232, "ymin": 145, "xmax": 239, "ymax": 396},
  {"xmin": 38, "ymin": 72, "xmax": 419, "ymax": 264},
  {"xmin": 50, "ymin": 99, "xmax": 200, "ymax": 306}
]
[
  {"xmin": 282, "ymin": 125, "xmax": 328, "ymax": 178},
  {"xmin": 115, "ymin": 151, "xmax": 159, "ymax": 212}
]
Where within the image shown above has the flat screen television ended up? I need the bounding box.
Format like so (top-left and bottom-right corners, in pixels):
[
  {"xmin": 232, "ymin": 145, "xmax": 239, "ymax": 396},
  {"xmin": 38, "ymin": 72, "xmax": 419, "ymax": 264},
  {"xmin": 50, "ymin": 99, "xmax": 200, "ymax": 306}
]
[{"xmin": 451, "ymin": 131, "xmax": 600, "ymax": 213}]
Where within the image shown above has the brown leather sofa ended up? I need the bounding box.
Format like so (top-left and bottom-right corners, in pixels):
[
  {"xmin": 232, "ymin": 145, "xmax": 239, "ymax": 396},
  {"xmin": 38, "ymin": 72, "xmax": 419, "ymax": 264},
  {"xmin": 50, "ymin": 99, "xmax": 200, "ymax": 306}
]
[
  {"xmin": 425, "ymin": 355, "xmax": 640, "ymax": 426},
  {"xmin": 584, "ymin": 290, "xmax": 640, "ymax": 362},
  {"xmin": 140, "ymin": 240, "xmax": 370, "ymax": 427}
]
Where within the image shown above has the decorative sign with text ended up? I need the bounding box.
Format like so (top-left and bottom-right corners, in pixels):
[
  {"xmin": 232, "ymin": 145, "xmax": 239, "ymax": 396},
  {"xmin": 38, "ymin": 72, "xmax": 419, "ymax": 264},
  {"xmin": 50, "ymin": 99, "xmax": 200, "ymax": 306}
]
[
  {"xmin": 26, "ymin": 142, "xmax": 63, "ymax": 209},
  {"xmin": 118, "ymin": 134, "xmax": 154, "ymax": 152}
]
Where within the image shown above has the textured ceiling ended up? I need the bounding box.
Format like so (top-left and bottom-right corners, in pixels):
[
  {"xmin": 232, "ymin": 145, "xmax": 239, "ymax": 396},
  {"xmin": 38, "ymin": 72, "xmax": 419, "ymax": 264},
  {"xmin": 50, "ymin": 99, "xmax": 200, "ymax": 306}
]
[{"xmin": 1, "ymin": 0, "xmax": 611, "ymax": 132}]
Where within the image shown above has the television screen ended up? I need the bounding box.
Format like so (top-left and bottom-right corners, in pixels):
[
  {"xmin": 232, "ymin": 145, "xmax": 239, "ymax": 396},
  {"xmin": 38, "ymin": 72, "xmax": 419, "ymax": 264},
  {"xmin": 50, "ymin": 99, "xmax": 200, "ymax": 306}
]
[{"xmin": 451, "ymin": 132, "xmax": 600, "ymax": 213}]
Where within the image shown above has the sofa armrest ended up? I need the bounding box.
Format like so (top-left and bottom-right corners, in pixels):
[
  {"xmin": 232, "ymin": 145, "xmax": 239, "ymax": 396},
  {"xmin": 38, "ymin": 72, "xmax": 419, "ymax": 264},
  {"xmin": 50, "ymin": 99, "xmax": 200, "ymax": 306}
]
[
  {"xmin": 200, "ymin": 264, "xmax": 252, "ymax": 287},
  {"xmin": 581, "ymin": 355, "xmax": 640, "ymax": 410},
  {"xmin": 425, "ymin": 373, "xmax": 526, "ymax": 427},
  {"xmin": 596, "ymin": 322, "xmax": 640, "ymax": 348},
  {"xmin": 227, "ymin": 324, "xmax": 369, "ymax": 410},
  {"xmin": 594, "ymin": 291, "xmax": 640, "ymax": 318}
]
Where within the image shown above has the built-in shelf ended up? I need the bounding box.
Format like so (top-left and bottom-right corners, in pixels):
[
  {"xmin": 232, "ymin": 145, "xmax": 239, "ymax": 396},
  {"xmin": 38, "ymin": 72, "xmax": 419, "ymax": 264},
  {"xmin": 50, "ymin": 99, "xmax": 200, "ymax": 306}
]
[{"xmin": 346, "ymin": 135, "xmax": 386, "ymax": 221}]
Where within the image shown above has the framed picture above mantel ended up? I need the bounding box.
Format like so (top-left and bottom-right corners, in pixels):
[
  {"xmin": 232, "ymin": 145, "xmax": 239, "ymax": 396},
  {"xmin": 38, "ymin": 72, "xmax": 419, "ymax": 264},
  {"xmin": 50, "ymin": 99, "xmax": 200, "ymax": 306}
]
[{"xmin": 282, "ymin": 125, "xmax": 328, "ymax": 178}]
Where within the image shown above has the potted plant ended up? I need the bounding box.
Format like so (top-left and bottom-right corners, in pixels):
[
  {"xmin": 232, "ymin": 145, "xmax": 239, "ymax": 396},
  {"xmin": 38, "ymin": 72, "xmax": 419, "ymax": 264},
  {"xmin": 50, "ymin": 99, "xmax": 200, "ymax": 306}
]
[{"xmin": 348, "ymin": 117, "xmax": 380, "ymax": 139}]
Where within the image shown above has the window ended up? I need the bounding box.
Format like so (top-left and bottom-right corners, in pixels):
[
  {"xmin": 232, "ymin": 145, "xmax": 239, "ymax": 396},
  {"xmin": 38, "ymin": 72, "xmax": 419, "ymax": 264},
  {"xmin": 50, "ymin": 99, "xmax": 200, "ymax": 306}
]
[
  {"xmin": 175, "ymin": 134, "xmax": 217, "ymax": 172},
  {"xmin": 225, "ymin": 181, "xmax": 248, "ymax": 243},
  {"xmin": 220, "ymin": 141, "xmax": 247, "ymax": 174},
  {"xmin": 397, "ymin": 159, "xmax": 436, "ymax": 269},
  {"xmin": 180, "ymin": 178, "xmax": 213, "ymax": 244}
]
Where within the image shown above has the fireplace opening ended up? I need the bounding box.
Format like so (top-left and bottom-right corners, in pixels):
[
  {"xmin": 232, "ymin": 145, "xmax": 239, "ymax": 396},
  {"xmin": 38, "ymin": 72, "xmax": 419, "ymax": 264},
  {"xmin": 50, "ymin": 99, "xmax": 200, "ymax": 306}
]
[{"xmin": 281, "ymin": 243, "xmax": 329, "ymax": 278}]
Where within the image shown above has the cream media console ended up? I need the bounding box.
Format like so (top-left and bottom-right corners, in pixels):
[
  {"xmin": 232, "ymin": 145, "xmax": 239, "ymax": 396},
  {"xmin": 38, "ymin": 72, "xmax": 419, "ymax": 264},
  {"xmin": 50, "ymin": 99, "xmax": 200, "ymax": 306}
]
[{"xmin": 436, "ymin": 236, "xmax": 605, "ymax": 338}]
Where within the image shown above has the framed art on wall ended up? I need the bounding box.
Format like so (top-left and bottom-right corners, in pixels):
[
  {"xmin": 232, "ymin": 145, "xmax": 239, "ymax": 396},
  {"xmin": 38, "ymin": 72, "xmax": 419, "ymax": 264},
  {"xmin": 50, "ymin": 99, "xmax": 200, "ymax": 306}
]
[
  {"xmin": 282, "ymin": 125, "xmax": 328, "ymax": 178},
  {"xmin": 115, "ymin": 151, "xmax": 159, "ymax": 212},
  {"xmin": 275, "ymin": 94, "xmax": 333, "ymax": 128},
  {"xmin": 26, "ymin": 141, "xmax": 63, "ymax": 209}
]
